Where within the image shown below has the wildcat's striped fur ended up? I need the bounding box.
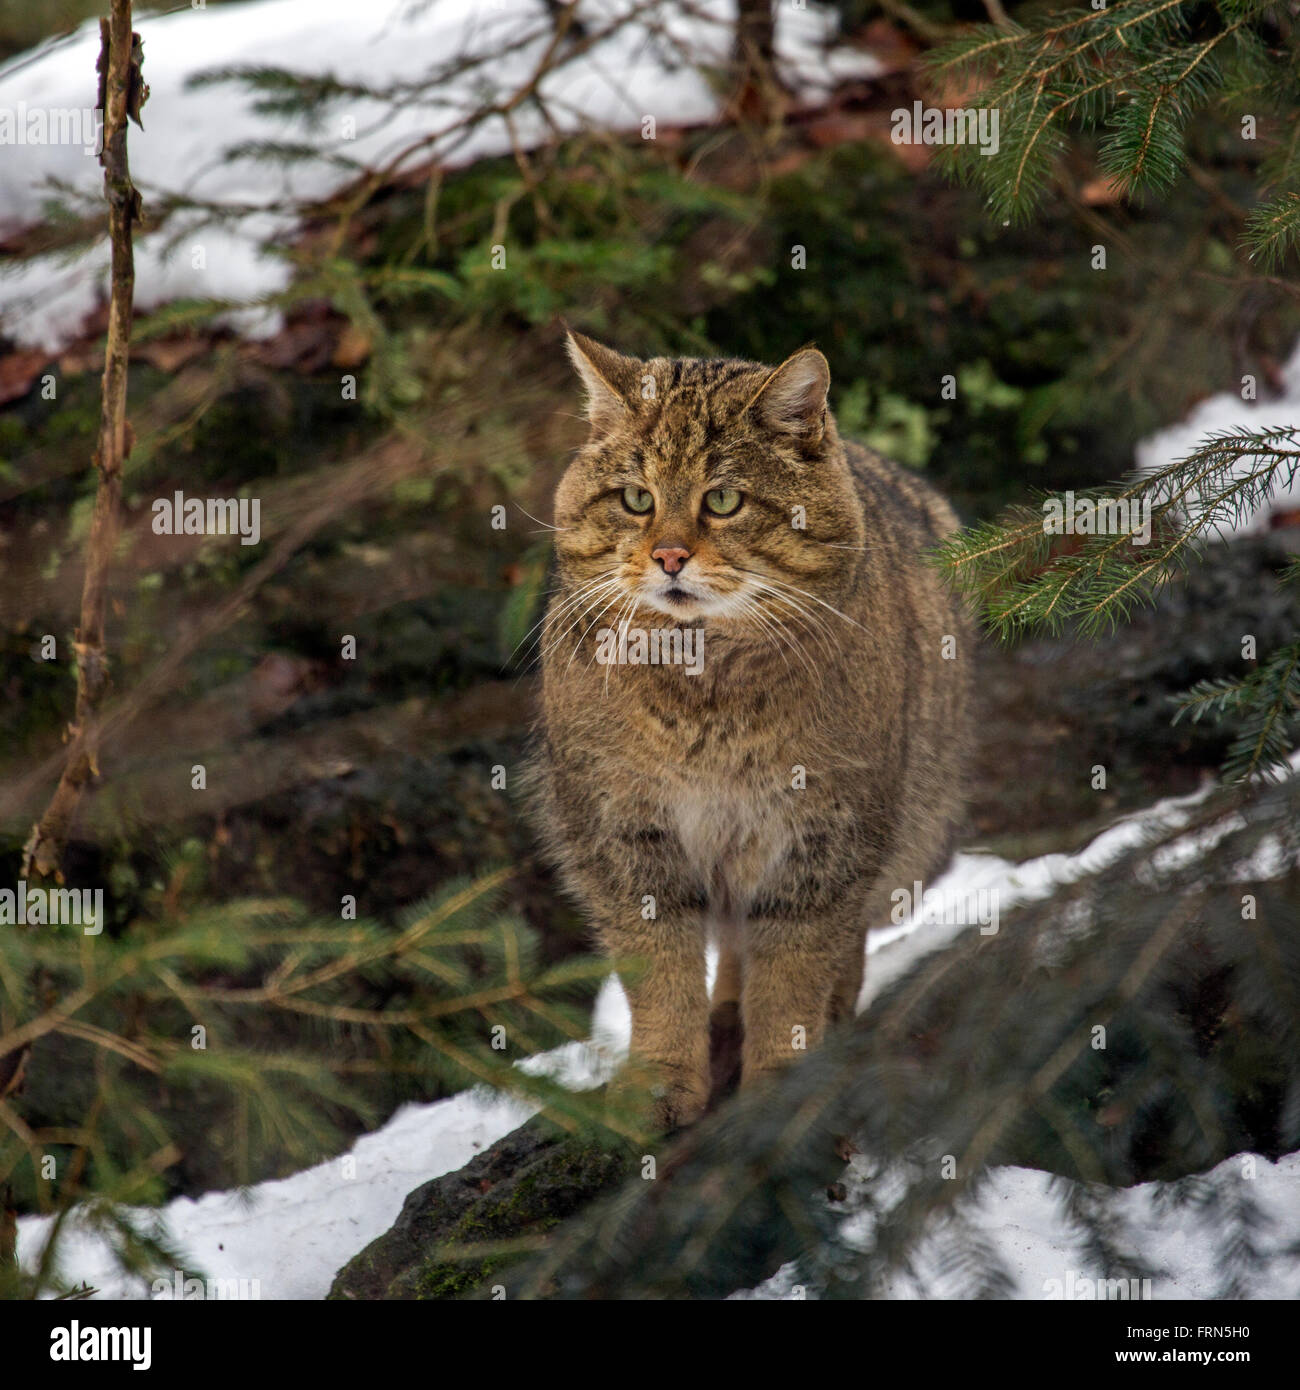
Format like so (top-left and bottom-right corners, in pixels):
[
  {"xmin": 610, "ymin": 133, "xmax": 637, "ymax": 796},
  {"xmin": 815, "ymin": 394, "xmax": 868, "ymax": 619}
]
[{"xmin": 531, "ymin": 332, "xmax": 972, "ymax": 1129}]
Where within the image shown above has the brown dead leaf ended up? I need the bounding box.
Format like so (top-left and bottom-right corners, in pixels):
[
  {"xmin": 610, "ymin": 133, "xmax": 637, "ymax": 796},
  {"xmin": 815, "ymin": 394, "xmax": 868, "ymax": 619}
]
[
  {"xmin": 253, "ymin": 320, "xmax": 337, "ymax": 373},
  {"xmin": 58, "ymin": 345, "xmax": 103, "ymax": 377},
  {"xmin": 799, "ymin": 109, "xmax": 930, "ymax": 172},
  {"xmin": 1081, "ymin": 175, "xmax": 1125, "ymax": 207},
  {"xmin": 0, "ymin": 349, "xmax": 51, "ymax": 406},
  {"xmin": 331, "ymin": 322, "xmax": 372, "ymax": 370},
  {"xmin": 930, "ymin": 71, "xmax": 991, "ymax": 110},
  {"xmin": 856, "ymin": 19, "xmax": 922, "ymax": 76},
  {"xmin": 803, "ymin": 112, "xmax": 877, "ymax": 149},
  {"xmin": 133, "ymin": 337, "xmax": 208, "ymax": 372}
]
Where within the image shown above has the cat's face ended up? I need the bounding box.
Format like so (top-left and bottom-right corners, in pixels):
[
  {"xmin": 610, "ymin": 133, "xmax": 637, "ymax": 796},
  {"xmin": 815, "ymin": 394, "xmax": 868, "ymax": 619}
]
[{"xmin": 552, "ymin": 333, "xmax": 866, "ymax": 631}]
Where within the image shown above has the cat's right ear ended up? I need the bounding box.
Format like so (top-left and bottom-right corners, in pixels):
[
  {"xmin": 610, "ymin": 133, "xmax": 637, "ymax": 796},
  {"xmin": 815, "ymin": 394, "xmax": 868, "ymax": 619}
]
[
  {"xmin": 565, "ymin": 328, "xmax": 639, "ymax": 434},
  {"xmin": 746, "ymin": 348, "xmax": 831, "ymax": 444}
]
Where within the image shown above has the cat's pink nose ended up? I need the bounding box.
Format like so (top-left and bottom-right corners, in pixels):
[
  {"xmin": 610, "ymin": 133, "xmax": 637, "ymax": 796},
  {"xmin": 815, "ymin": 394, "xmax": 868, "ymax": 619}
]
[{"xmin": 651, "ymin": 542, "xmax": 691, "ymax": 575}]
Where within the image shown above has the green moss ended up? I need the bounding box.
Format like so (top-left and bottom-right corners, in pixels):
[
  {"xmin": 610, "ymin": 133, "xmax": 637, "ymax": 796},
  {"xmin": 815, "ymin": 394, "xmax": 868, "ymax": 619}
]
[{"xmin": 386, "ymin": 1132, "xmax": 636, "ymax": 1299}]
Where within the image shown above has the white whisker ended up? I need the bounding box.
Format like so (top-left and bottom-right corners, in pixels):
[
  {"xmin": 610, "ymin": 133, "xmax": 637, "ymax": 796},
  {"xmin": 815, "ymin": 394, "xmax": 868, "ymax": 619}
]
[
  {"xmin": 552, "ymin": 578, "xmax": 627, "ymax": 669},
  {"xmin": 602, "ymin": 595, "xmax": 641, "ymax": 697},
  {"xmin": 514, "ymin": 573, "xmax": 618, "ymax": 667},
  {"xmin": 736, "ymin": 575, "xmax": 841, "ymax": 664},
  {"xmin": 514, "ymin": 503, "xmax": 568, "ymax": 532},
  {"xmin": 736, "ymin": 567, "xmax": 869, "ymax": 636}
]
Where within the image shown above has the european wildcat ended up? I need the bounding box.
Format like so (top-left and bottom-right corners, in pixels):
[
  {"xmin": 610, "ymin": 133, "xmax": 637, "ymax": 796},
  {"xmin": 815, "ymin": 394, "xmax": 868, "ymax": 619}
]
[{"xmin": 532, "ymin": 330, "xmax": 971, "ymax": 1129}]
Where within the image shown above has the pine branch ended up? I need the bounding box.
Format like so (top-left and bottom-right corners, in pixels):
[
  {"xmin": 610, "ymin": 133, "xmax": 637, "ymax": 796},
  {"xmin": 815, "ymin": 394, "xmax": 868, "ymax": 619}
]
[
  {"xmin": 939, "ymin": 428, "xmax": 1300, "ymax": 642},
  {"xmin": 928, "ymin": 0, "xmax": 1281, "ymax": 221},
  {"xmin": 1245, "ymin": 190, "xmax": 1300, "ymax": 270},
  {"xmin": 0, "ymin": 861, "xmax": 622, "ymax": 1294}
]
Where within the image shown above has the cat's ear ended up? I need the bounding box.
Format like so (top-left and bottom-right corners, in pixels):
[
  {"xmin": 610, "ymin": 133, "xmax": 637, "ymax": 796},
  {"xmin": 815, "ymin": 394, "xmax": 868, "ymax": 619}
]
[
  {"xmin": 565, "ymin": 329, "xmax": 639, "ymax": 433},
  {"xmin": 747, "ymin": 348, "xmax": 830, "ymax": 443}
]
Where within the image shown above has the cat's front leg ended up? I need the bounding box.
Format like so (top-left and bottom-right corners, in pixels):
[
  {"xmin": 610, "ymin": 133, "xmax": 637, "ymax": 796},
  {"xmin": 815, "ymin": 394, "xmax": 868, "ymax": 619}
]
[
  {"xmin": 603, "ymin": 907, "xmax": 710, "ymax": 1131},
  {"xmin": 555, "ymin": 817, "xmax": 710, "ymax": 1130},
  {"xmin": 739, "ymin": 934, "xmax": 834, "ymax": 1084},
  {"xmin": 739, "ymin": 821, "xmax": 881, "ymax": 1083},
  {"xmin": 740, "ymin": 917, "xmax": 840, "ymax": 1083}
]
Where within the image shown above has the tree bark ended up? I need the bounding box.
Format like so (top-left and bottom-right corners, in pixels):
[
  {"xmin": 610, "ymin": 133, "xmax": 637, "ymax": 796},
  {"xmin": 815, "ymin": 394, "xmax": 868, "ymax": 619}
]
[{"xmin": 731, "ymin": 0, "xmax": 784, "ymax": 126}]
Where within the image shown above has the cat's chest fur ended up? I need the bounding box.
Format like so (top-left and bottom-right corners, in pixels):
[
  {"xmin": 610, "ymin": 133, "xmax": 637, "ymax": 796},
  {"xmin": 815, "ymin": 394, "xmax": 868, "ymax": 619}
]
[
  {"xmin": 604, "ymin": 664, "xmax": 807, "ymax": 899},
  {"xmin": 669, "ymin": 780, "xmax": 792, "ymax": 905}
]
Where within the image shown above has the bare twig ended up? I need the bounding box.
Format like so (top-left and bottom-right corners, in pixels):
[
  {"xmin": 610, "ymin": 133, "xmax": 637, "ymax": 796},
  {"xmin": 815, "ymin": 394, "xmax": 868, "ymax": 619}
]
[
  {"xmin": 22, "ymin": 1, "xmax": 146, "ymax": 882},
  {"xmin": 979, "ymin": 0, "xmax": 1015, "ymax": 31}
]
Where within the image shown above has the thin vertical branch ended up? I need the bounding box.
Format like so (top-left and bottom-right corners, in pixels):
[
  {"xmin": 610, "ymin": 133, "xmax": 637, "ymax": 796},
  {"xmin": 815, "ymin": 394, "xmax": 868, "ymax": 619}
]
[
  {"xmin": 730, "ymin": 0, "xmax": 785, "ymax": 126},
  {"xmin": 22, "ymin": 1, "xmax": 146, "ymax": 882}
]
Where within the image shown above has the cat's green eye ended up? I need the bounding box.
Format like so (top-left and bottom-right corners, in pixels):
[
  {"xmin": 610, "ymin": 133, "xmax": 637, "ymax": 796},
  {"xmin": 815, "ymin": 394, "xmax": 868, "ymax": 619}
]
[
  {"xmin": 703, "ymin": 488, "xmax": 742, "ymax": 517},
  {"xmin": 622, "ymin": 486, "xmax": 654, "ymax": 515}
]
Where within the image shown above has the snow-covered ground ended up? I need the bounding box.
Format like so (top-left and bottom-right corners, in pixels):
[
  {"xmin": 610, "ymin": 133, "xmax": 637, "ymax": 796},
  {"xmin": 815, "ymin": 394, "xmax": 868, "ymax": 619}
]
[
  {"xmin": 0, "ymin": 0, "xmax": 879, "ymax": 349},
  {"xmin": 1136, "ymin": 341, "xmax": 1300, "ymax": 534},
  {"xmin": 18, "ymin": 768, "xmax": 1299, "ymax": 1300},
  {"xmin": 738, "ymin": 1152, "xmax": 1300, "ymax": 1300}
]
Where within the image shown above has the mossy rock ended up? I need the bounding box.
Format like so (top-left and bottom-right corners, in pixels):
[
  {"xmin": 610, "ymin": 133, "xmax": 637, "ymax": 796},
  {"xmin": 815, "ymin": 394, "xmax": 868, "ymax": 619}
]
[{"xmin": 328, "ymin": 1115, "xmax": 635, "ymax": 1300}]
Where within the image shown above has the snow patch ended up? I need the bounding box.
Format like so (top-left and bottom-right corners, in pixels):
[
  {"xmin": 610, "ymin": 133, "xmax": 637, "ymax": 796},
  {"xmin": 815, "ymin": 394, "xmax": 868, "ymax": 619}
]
[
  {"xmin": 0, "ymin": 0, "xmax": 880, "ymax": 349},
  {"xmin": 1136, "ymin": 341, "xmax": 1300, "ymax": 534}
]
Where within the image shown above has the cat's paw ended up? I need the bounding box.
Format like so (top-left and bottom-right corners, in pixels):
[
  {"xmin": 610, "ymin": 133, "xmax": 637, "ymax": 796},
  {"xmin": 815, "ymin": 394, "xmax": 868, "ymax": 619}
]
[
  {"xmin": 650, "ymin": 1079, "xmax": 707, "ymax": 1133},
  {"xmin": 608, "ymin": 1061, "xmax": 708, "ymax": 1135}
]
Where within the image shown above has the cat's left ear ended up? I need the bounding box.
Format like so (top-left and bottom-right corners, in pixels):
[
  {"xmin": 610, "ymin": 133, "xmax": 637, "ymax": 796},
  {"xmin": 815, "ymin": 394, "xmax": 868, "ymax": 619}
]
[
  {"xmin": 747, "ymin": 348, "xmax": 830, "ymax": 444},
  {"xmin": 565, "ymin": 328, "xmax": 640, "ymax": 434}
]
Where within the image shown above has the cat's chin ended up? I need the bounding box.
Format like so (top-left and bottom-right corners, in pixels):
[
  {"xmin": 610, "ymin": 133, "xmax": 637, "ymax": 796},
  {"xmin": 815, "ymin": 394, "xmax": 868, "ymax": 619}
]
[{"xmin": 640, "ymin": 583, "xmax": 722, "ymax": 620}]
